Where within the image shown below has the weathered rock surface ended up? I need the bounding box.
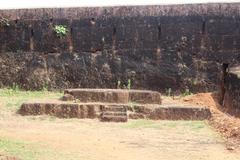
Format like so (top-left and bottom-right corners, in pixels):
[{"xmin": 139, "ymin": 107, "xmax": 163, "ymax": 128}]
[
  {"xmin": 148, "ymin": 105, "xmax": 211, "ymax": 120},
  {"xmin": 19, "ymin": 101, "xmax": 211, "ymax": 120},
  {"xmin": 19, "ymin": 102, "xmax": 101, "ymax": 118},
  {"xmin": 64, "ymin": 88, "xmax": 162, "ymax": 104}
]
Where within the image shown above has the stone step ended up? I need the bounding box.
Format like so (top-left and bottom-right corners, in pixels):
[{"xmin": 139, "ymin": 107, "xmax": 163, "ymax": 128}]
[
  {"xmin": 100, "ymin": 104, "xmax": 128, "ymax": 122},
  {"xmin": 102, "ymin": 106, "xmax": 127, "ymax": 112},
  {"xmin": 101, "ymin": 115, "xmax": 128, "ymax": 122},
  {"xmin": 102, "ymin": 111, "xmax": 127, "ymax": 116},
  {"xmin": 64, "ymin": 88, "xmax": 161, "ymax": 104}
]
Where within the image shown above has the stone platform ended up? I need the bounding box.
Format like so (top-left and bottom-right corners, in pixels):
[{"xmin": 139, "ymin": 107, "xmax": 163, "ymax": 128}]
[
  {"xmin": 64, "ymin": 89, "xmax": 162, "ymax": 104},
  {"xmin": 19, "ymin": 89, "xmax": 211, "ymax": 122},
  {"xmin": 19, "ymin": 102, "xmax": 211, "ymax": 121}
]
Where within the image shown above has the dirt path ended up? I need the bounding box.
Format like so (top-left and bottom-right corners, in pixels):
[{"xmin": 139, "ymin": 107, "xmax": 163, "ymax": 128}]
[{"xmin": 0, "ymin": 113, "xmax": 239, "ymax": 160}]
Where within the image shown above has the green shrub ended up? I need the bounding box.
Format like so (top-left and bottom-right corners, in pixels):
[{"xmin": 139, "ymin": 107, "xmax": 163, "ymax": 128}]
[{"xmin": 53, "ymin": 25, "xmax": 68, "ymax": 38}]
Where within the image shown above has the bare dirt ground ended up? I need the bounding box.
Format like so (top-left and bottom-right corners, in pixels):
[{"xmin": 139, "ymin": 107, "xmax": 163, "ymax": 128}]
[
  {"xmin": 0, "ymin": 90, "xmax": 240, "ymax": 159},
  {"xmin": 1, "ymin": 115, "xmax": 240, "ymax": 160},
  {"xmin": 170, "ymin": 92, "xmax": 240, "ymax": 150}
]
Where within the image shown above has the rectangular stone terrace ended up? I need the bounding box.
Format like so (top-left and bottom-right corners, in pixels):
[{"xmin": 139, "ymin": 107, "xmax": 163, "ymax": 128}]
[{"xmin": 19, "ymin": 88, "xmax": 211, "ymax": 122}]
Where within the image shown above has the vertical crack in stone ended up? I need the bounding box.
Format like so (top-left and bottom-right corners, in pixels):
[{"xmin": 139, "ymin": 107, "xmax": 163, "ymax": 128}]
[
  {"xmin": 221, "ymin": 63, "xmax": 229, "ymax": 105},
  {"xmin": 30, "ymin": 27, "xmax": 34, "ymax": 51}
]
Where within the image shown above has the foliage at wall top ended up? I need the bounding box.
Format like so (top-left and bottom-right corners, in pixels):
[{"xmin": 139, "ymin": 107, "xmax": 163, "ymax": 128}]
[{"xmin": 0, "ymin": 17, "xmax": 10, "ymax": 27}]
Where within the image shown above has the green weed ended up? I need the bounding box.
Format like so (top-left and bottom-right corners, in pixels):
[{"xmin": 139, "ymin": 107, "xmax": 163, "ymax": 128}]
[{"xmin": 53, "ymin": 25, "xmax": 68, "ymax": 38}]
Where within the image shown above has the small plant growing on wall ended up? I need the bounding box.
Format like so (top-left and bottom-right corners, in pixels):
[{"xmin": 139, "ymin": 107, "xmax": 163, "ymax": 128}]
[
  {"xmin": 117, "ymin": 80, "xmax": 121, "ymax": 89},
  {"xmin": 0, "ymin": 16, "xmax": 10, "ymax": 27},
  {"xmin": 127, "ymin": 79, "xmax": 131, "ymax": 90},
  {"xmin": 167, "ymin": 88, "xmax": 172, "ymax": 97},
  {"xmin": 53, "ymin": 25, "xmax": 68, "ymax": 38},
  {"xmin": 181, "ymin": 88, "xmax": 191, "ymax": 97},
  {"xmin": 117, "ymin": 79, "xmax": 132, "ymax": 89}
]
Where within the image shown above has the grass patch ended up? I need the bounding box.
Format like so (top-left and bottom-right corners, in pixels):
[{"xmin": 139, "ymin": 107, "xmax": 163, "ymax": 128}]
[
  {"xmin": 122, "ymin": 119, "xmax": 206, "ymax": 130},
  {"xmin": 0, "ymin": 137, "xmax": 46, "ymax": 160},
  {"xmin": 0, "ymin": 89, "xmax": 62, "ymax": 111},
  {"xmin": 122, "ymin": 119, "xmax": 162, "ymax": 129},
  {"xmin": 0, "ymin": 88, "xmax": 62, "ymax": 98},
  {"xmin": 0, "ymin": 136, "xmax": 84, "ymax": 160}
]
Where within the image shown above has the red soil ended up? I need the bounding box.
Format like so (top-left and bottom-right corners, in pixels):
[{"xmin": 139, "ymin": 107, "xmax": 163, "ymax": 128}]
[{"xmin": 175, "ymin": 92, "xmax": 240, "ymax": 150}]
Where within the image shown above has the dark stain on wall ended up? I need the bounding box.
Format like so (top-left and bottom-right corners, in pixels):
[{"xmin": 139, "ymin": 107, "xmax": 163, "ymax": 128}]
[{"xmin": 0, "ymin": 3, "xmax": 240, "ymax": 92}]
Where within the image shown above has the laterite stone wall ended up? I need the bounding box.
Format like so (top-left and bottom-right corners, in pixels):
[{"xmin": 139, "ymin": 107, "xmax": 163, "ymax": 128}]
[{"xmin": 0, "ymin": 3, "xmax": 240, "ymax": 92}]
